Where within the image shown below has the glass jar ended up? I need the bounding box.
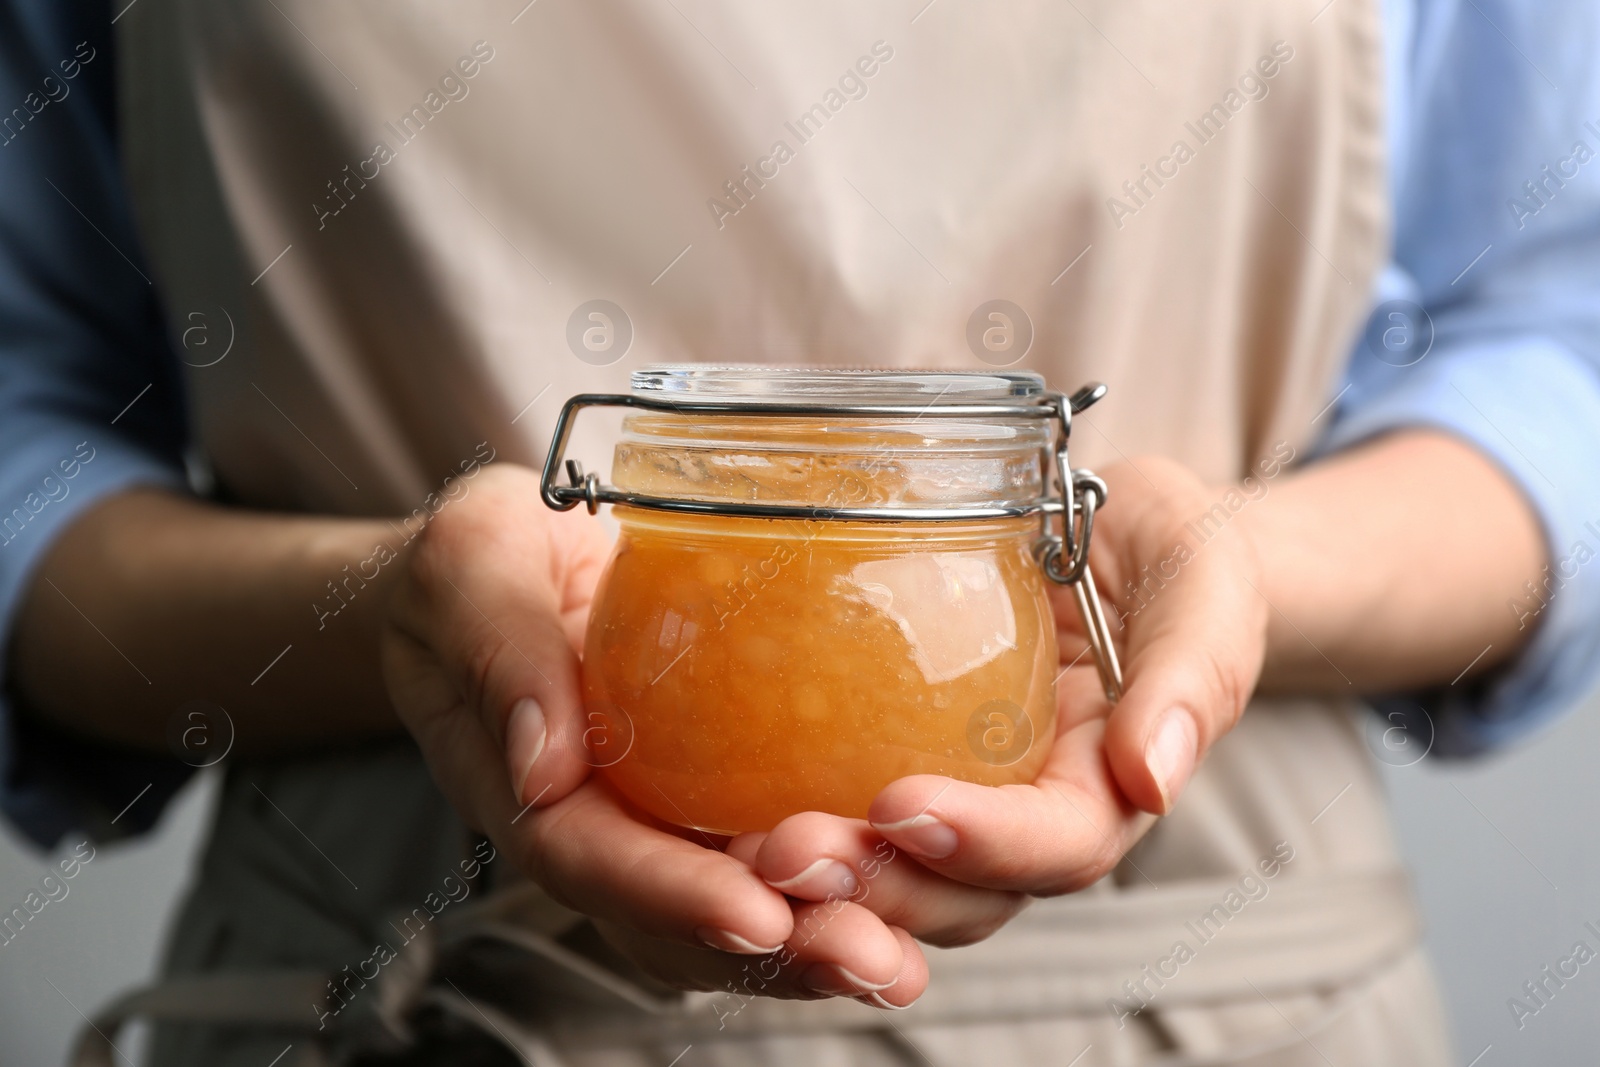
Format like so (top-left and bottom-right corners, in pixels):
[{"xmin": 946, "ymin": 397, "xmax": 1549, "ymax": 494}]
[{"xmin": 544, "ymin": 366, "xmax": 1118, "ymax": 835}]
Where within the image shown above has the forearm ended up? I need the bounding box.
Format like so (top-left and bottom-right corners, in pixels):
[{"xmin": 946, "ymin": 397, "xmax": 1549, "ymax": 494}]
[
  {"xmin": 10, "ymin": 488, "xmax": 405, "ymax": 755},
  {"xmin": 1244, "ymin": 430, "xmax": 1547, "ymax": 695}
]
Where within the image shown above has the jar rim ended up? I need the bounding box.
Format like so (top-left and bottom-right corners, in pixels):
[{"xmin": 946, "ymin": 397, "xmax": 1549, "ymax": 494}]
[{"xmin": 631, "ymin": 365, "xmax": 1046, "ymax": 405}]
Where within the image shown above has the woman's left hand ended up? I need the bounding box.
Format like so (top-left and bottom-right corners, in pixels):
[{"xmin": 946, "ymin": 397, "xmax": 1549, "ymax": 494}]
[{"xmin": 742, "ymin": 456, "xmax": 1268, "ymax": 947}]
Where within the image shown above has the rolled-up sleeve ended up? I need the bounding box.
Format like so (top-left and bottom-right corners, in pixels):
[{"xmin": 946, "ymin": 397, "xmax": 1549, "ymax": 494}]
[
  {"xmin": 1, "ymin": 0, "xmax": 193, "ymax": 846},
  {"xmin": 1319, "ymin": 0, "xmax": 1600, "ymax": 755}
]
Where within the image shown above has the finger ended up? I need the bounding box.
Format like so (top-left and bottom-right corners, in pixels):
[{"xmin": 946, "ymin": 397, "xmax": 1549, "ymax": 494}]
[
  {"xmin": 867, "ymin": 718, "xmax": 1152, "ymax": 896},
  {"xmin": 753, "ymin": 813, "xmax": 1027, "ymax": 947},
  {"xmin": 380, "ymin": 627, "xmax": 519, "ymax": 836},
  {"xmin": 523, "ymin": 781, "xmax": 794, "ymax": 953},
  {"xmin": 724, "ymin": 831, "xmax": 766, "ymax": 866},
  {"xmin": 1095, "ymin": 526, "xmax": 1265, "ymax": 816},
  {"xmin": 786, "ymin": 900, "xmax": 914, "ymax": 997},
  {"xmin": 597, "ymin": 901, "xmax": 925, "ymax": 1004},
  {"xmin": 863, "ymin": 926, "xmax": 930, "ymax": 1010},
  {"xmin": 388, "ymin": 471, "xmax": 591, "ymax": 811}
]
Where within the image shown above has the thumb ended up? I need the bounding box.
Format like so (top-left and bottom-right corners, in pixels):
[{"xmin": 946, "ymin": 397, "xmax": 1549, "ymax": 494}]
[
  {"xmin": 1098, "ymin": 541, "xmax": 1266, "ymax": 816},
  {"xmin": 443, "ymin": 578, "xmax": 591, "ymax": 811},
  {"xmin": 397, "ymin": 475, "xmax": 596, "ymax": 817}
]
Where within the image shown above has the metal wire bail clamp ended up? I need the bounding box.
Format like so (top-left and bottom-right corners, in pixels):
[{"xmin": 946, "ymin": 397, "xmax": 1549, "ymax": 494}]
[{"xmin": 1037, "ymin": 384, "xmax": 1124, "ymax": 703}]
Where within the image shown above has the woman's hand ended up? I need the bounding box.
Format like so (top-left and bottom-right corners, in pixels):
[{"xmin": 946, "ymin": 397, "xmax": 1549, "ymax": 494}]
[
  {"xmin": 745, "ymin": 456, "xmax": 1268, "ymax": 940},
  {"xmin": 380, "ymin": 463, "xmax": 929, "ymax": 1005},
  {"xmin": 752, "ymin": 430, "xmax": 1548, "ymax": 959}
]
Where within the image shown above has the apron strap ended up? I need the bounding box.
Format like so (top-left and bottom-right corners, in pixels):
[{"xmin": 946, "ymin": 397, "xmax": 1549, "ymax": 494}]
[
  {"xmin": 63, "ymin": 968, "xmax": 583, "ymax": 1067},
  {"xmin": 68, "ymin": 867, "xmax": 1421, "ymax": 1058},
  {"xmin": 63, "ymin": 896, "xmax": 672, "ymax": 1067},
  {"xmin": 68, "ymin": 972, "xmax": 333, "ymax": 1067}
]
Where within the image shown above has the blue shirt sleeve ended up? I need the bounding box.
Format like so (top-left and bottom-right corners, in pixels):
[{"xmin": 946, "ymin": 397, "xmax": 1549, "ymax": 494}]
[
  {"xmin": 1319, "ymin": 0, "xmax": 1600, "ymax": 756},
  {"xmin": 0, "ymin": 0, "xmax": 195, "ymax": 848}
]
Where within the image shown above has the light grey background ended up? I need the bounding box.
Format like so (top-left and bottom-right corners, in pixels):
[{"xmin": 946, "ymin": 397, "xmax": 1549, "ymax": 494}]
[
  {"xmin": 2, "ymin": 694, "xmax": 1598, "ymax": 1067},
  {"xmin": 0, "ymin": 772, "xmax": 218, "ymax": 1067}
]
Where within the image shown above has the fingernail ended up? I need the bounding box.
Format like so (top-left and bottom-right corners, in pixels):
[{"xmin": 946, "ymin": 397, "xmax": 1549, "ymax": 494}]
[
  {"xmin": 854, "ymin": 991, "xmax": 912, "ymax": 1010},
  {"xmin": 1146, "ymin": 708, "xmax": 1198, "ymax": 813},
  {"xmin": 800, "ymin": 964, "xmax": 895, "ymax": 996},
  {"xmin": 765, "ymin": 859, "xmax": 859, "ymax": 901},
  {"xmin": 869, "ymin": 814, "xmax": 957, "ymax": 860},
  {"xmin": 695, "ymin": 927, "xmax": 784, "ymax": 955},
  {"xmin": 507, "ymin": 698, "xmax": 547, "ymax": 805}
]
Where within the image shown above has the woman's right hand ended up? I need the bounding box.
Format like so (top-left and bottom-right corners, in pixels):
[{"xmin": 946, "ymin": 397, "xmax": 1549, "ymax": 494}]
[{"xmin": 380, "ymin": 463, "xmax": 928, "ymax": 1005}]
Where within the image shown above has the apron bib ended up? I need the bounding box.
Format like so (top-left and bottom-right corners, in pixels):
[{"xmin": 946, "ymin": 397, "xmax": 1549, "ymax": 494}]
[{"xmin": 77, "ymin": 1, "xmax": 1451, "ymax": 1063}]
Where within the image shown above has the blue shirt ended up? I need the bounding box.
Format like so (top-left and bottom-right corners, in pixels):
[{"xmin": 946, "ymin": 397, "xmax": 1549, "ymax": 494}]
[
  {"xmin": 4, "ymin": 0, "xmax": 1600, "ymax": 847},
  {"xmin": 1323, "ymin": 0, "xmax": 1600, "ymax": 757}
]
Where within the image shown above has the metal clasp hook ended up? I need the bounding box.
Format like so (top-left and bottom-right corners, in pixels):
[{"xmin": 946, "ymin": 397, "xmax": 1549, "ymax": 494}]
[{"xmin": 1037, "ymin": 384, "xmax": 1124, "ymax": 703}]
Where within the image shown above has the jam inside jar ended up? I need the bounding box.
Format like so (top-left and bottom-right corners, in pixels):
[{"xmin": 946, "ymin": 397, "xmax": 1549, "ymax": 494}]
[{"xmin": 579, "ymin": 367, "xmax": 1061, "ymax": 835}]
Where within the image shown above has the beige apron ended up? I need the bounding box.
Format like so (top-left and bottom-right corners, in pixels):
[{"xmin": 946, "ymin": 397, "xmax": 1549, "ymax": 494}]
[{"xmin": 78, "ymin": 0, "xmax": 1452, "ymax": 1063}]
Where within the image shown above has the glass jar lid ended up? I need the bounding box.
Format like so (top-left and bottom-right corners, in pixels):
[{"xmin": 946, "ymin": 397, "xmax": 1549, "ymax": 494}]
[{"xmin": 630, "ymin": 365, "xmax": 1046, "ymax": 405}]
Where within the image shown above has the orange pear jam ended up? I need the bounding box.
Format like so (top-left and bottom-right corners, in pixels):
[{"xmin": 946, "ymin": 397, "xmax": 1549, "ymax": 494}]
[
  {"xmin": 583, "ymin": 508, "xmax": 1058, "ymax": 833},
  {"xmin": 574, "ymin": 369, "xmax": 1063, "ymax": 835}
]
